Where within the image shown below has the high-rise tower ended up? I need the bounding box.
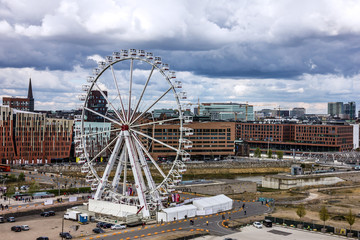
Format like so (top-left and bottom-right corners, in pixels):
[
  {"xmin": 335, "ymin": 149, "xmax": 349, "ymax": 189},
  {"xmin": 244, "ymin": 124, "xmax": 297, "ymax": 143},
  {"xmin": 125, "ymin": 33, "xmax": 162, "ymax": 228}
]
[{"xmin": 28, "ymin": 78, "xmax": 34, "ymax": 112}]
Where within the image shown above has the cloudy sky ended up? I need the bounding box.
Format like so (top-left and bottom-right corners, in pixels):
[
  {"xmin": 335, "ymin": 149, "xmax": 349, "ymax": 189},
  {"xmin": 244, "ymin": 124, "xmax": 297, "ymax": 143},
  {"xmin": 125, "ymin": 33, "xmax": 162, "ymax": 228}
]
[{"xmin": 1, "ymin": 0, "xmax": 360, "ymax": 113}]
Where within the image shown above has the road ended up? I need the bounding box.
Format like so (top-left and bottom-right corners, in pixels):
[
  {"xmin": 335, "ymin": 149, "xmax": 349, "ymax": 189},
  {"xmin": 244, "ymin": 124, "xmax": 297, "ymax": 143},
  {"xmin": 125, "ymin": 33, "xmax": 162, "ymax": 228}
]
[{"xmin": 80, "ymin": 201, "xmax": 270, "ymax": 240}]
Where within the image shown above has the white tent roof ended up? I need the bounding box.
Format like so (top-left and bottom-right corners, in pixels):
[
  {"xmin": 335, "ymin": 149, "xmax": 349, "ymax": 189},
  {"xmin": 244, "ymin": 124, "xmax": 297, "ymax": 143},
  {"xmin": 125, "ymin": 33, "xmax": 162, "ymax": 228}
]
[
  {"xmin": 193, "ymin": 194, "xmax": 232, "ymax": 209},
  {"xmin": 162, "ymin": 204, "xmax": 197, "ymax": 214}
]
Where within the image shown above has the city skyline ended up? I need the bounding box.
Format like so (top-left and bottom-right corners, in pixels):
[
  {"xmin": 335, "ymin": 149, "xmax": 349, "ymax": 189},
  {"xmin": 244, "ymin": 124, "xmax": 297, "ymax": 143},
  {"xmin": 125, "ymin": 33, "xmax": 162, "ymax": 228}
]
[{"xmin": 1, "ymin": 0, "xmax": 360, "ymax": 113}]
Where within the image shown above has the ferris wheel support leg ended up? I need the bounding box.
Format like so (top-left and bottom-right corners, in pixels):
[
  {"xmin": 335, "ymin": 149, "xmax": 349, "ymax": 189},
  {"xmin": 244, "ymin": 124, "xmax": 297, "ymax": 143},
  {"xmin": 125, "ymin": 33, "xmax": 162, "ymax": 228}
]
[
  {"xmin": 94, "ymin": 135, "xmax": 123, "ymax": 200},
  {"xmin": 123, "ymin": 149, "xmax": 128, "ymax": 196},
  {"xmin": 124, "ymin": 130, "xmax": 150, "ymax": 218},
  {"xmin": 133, "ymin": 136, "xmax": 160, "ymax": 203},
  {"xmin": 112, "ymin": 146, "xmax": 126, "ymax": 190}
]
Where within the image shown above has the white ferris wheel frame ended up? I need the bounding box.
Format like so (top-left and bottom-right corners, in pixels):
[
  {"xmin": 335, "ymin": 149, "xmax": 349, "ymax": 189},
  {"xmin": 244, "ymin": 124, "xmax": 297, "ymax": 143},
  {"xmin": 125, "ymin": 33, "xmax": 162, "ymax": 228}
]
[{"xmin": 78, "ymin": 52, "xmax": 188, "ymax": 218}]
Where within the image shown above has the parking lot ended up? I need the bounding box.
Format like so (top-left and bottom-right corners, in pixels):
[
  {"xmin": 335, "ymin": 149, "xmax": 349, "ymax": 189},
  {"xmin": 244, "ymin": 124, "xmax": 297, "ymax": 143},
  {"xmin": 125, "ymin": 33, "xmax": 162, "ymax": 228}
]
[
  {"xmin": 0, "ymin": 210, "xmax": 101, "ymax": 240},
  {"xmin": 197, "ymin": 225, "xmax": 346, "ymax": 240}
]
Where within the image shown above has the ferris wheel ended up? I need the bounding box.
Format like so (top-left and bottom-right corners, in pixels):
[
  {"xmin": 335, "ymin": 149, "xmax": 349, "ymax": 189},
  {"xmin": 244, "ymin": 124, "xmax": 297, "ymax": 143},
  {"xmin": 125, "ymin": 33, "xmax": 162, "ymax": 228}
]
[{"xmin": 75, "ymin": 49, "xmax": 192, "ymax": 218}]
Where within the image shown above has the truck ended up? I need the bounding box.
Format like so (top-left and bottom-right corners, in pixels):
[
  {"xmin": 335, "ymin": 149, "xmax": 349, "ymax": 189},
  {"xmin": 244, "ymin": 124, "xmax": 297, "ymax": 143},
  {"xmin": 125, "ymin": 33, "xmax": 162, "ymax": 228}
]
[{"xmin": 64, "ymin": 210, "xmax": 81, "ymax": 221}]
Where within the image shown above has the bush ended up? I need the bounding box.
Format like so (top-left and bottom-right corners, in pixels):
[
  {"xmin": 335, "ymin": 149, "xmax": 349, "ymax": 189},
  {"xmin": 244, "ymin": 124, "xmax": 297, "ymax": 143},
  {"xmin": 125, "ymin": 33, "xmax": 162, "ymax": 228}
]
[{"xmin": 46, "ymin": 187, "xmax": 91, "ymax": 196}]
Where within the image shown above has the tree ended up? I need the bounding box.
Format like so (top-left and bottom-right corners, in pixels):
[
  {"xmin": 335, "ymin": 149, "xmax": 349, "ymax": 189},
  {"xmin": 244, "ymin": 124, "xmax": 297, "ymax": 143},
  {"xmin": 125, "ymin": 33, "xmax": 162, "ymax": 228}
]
[
  {"xmin": 18, "ymin": 172, "xmax": 25, "ymax": 182},
  {"xmin": 254, "ymin": 147, "xmax": 261, "ymax": 158},
  {"xmin": 267, "ymin": 149, "xmax": 273, "ymax": 158},
  {"xmin": 296, "ymin": 204, "xmax": 306, "ymax": 219},
  {"xmin": 319, "ymin": 206, "xmax": 330, "ymax": 229},
  {"xmin": 276, "ymin": 151, "xmax": 284, "ymax": 160},
  {"xmin": 346, "ymin": 210, "xmax": 356, "ymax": 232},
  {"xmin": 29, "ymin": 181, "xmax": 40, "ymax": 192}
]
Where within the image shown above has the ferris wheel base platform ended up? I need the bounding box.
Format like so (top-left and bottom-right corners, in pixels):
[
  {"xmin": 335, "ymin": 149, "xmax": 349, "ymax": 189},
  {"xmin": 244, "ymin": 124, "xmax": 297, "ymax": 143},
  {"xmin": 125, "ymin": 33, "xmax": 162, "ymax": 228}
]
[{"xmin": 88, "ymin": 199, "xmax": 139, "ymax": 218}]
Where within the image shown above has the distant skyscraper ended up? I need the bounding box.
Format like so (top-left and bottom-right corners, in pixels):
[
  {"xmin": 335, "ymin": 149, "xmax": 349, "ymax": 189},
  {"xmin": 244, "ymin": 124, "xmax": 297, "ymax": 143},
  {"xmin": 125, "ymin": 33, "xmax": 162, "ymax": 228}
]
[
  {"xmin": 328, "ymin": 102, "xmax": 343, "ymax": 117},
  {"xmin": 344, "ymin": 102, "xmax": 356, "ymax": 120},
  {"xmin": 290, "ymin": 108, "xmax": 306, "ymax": 118}
]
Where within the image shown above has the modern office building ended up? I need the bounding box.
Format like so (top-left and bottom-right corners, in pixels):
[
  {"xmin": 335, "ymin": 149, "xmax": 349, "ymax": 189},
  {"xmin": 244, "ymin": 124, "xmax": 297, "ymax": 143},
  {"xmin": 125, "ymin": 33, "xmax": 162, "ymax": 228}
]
[
  {"xmin": 0, "ymin": 105, "xmax": 73, "ymax": 164},
  {"xmin": 328, "ymin": 102, "xmax": 344, "ymax": 117},
  {"xmin": 74, "ymin": 120, "xmax": 111, "ymax": 159},
  {"xmin": 2, "ymin": 78, "xmax": 34, "ymax": 112},
  {"xmin": 86, "ymin": 90, "xmax": 108, "ymax": 122},
  {"xmin": 344, "ymin": 102, "xmax": 356, "ymax": 120},
  {"xmin": 199, "ymin": 103, "xmax": 254, "ymax": 121},
  {"xmin": 290, "ymin": 108, "xmax": 306, "ymax": 118},
  {"xmin": 152, "ymin": 109, "xmax": 179, "ymax": 119}
]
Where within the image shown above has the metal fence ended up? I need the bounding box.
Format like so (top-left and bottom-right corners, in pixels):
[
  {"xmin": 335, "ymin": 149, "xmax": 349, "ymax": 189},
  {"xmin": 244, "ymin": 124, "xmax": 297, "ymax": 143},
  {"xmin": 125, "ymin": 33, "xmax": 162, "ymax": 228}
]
[{"xmin": 265, "ymin": 216, "xmax": 360, "ymax": 238}]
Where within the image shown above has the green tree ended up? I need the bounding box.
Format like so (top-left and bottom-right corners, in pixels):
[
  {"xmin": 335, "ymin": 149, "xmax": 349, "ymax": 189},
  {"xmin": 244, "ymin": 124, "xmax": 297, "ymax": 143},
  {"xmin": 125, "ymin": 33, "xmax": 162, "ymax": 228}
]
[
  {"xmin": 319, "ymin": 206, "xmax": 330, "ymax": 229},
  {"xmin": 296, "ymin": 204, "xmax": 306, "ymax": 219},
  {"xmin": 7, "ymin": 174, "xmax": 18, "ymax": 183},
  {"xmin": 29, "ymin": 182, "xmax": 40, "ymax": 192},
  {"xmin": 18, "ymin": 172, "xmax": 25, "ymax": 182},
  {"xmin": 267, "ymin": 149, "xmax": 273, "ymax": 158},
  {"xmin": 276, "ymin": 151, "xmax": 284, "ymax": 160},
  {"xmin": 254, "ymin": 147, "xmax": 261, "ymax": 158},
  {"xmin": 7, "ymin": 185, "xmax": 16, "ymax": 195},
  {"xmin": 346, "ymin": 210, "xmax": 356, "ymax": 231}
]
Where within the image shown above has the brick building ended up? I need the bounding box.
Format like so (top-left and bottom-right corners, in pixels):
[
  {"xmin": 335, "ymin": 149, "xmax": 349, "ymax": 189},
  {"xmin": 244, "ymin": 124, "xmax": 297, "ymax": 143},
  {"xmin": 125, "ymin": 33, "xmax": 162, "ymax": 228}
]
[
  {"xmin": 2, "ymin": 78, "xmax": 34, "ymax": 112},
  {"xmin": 0, "ymin": 105, "xmax": 73, "ymax": 164},
  {"xmin": 144, "ymin": 121, "xmax": 236, "ymax": 161},
  {"xmin": 236, "ymin": 122, "xmax": 354, "ymax": 154}
]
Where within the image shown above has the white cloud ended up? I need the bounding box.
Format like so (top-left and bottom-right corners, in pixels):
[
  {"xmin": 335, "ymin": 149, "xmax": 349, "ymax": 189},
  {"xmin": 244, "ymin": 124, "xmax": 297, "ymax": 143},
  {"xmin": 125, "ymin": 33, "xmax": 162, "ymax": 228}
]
[{"xmin": 0, "ymin": 0, "xmax": 360, "ymax": 113}]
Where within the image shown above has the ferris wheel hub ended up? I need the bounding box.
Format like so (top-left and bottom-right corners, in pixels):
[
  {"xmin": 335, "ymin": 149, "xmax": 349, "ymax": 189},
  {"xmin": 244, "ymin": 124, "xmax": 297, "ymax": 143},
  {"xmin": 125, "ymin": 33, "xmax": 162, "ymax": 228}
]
[{"xmin": 121, "ymin": 125, "xmax": 129, "ymax": 131}]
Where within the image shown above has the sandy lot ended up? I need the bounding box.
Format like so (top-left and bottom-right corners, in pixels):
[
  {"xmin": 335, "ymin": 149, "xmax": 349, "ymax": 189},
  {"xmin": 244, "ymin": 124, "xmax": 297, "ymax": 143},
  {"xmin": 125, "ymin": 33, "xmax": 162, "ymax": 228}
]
[{"xmin": 0, "ymin": 211, "xmax": 101, "ymax": 240}]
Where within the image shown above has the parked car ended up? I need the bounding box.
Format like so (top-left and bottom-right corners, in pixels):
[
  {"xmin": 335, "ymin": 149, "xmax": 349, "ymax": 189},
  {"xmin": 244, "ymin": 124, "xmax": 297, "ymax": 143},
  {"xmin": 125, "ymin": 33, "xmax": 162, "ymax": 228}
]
[
  {"xmin": 104, "ymin": 223, "xmax": 113, "ymax": 228},
  {"xmin": 263, "ymin": 219, "xmax": 272, "ymax": 228},
  {"xmin": 48, "ymin": 211, "xmax": 56, "ymax": 216},
  {"xmin": 40, "ymin": 212, "xmax": 50, "ymax": 217},
  {"xmin": 93, "ymin": 227, "xmax": 105, "ymax": 233},
  {"xmin": 0, "ymin": 216, "xmax": 4, "ymax": 223},
  {"xmin": 111, "ymin": 224, "xmax": 126, "ymax": 230},
  {"xmin": 11, "ymin": 225, "xmax": 22, "ymax": 232},
  {"xmin": 36, "ymin": 237, "xmax": 49, "ymax": 240},
  {"xmin": 96, "ymin": 222, "xmax": 106, "ymax": 228},
  {"xmin": 7, "ymin": 217, "xmax": 15, "ymax": 222},
  {"xmin": 253, "ymin": 221, "xmax": 263, "ymax": 229},
  {"xmin": 59, "ymin": 232, "xmax": 72, "ymax": 239},
  {"xmin": 21, "ymin": 225, "xmax": 30, "ymax": 231}
]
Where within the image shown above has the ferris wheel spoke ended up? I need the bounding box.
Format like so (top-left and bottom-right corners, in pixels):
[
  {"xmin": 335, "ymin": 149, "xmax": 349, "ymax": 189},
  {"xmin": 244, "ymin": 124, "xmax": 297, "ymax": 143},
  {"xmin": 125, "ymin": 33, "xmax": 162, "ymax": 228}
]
[
  {"xmin": 110, "ymin": 64, "xmax": 127, "ymax": 120},
  {"xmin": 132, "ymin": 133, "xmax": 157, "ymax": 194},
  {"xmin": 128, "ymin": 59, "xmax": 134, "ymax": 122},
  {"xmin": 131, "ymin": 117, "xmax": 180, "ymax": 128},
  {"xmin": 130, "ymin": 86, "xmax": 172, "ymax": 125},
  {"xmin": 129, "ymin": 65, "xmax": 155, "ymax": 123},
  {"xmin": 131, "ymin": 132, "xmax": 167, "ymax": 178},
  {"xmin": 94, "ymin": 82, "xmax": 125, "ymax": 123},
  {"xmin": 130, "ymin": 128, "xmax": 178, "ymax": 152},
  {"xmin": 84, "ymin": 107, "xmax": 122, "ymax": 126}
]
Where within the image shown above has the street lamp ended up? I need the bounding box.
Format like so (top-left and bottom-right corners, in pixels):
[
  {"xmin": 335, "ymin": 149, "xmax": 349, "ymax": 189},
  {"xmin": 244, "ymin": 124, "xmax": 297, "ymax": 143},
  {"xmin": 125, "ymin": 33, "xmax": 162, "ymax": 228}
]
[{"xmin": 58, "ymin": 172, "xmax": 62, "ymax": 196}]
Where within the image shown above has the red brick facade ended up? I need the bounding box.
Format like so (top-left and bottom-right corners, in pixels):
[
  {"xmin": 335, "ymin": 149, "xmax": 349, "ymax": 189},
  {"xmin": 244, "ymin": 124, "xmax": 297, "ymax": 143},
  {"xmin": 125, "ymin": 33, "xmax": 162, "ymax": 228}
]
[
  {"xmin": 236, "ymin": 122, "xmax": 354, "ymax": 153},
  {"xmin": 0, "ymin": 106, "xmax": 73, "ymax": 164}
]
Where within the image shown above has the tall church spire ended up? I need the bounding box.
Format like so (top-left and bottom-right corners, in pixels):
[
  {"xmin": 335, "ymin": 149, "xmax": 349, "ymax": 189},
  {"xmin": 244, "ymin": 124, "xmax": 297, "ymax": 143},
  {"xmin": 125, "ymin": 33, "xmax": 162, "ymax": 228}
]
[
  {"xmin": 28, "ymin": 78, "xmax": 33, "ymax": 99},
  {"xmin": 28, "ymin": 78, "xmax": 34, "ymax": 112}
]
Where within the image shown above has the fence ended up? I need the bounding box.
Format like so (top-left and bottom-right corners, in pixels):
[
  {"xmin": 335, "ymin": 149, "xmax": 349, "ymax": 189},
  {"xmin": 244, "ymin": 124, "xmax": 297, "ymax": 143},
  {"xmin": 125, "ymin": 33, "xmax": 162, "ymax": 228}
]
[{"xmin": 265, "ymin": 216, "xmax": 360, "ymax": 238}]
